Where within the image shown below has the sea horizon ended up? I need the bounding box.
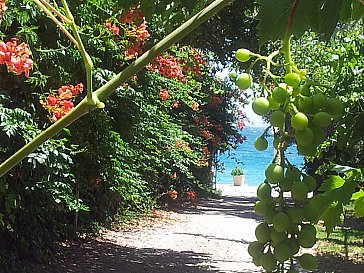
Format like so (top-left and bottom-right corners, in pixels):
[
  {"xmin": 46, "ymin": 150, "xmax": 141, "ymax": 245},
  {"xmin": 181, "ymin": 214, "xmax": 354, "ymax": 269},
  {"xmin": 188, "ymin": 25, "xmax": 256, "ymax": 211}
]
[{"xmin": 215, "ymin": 126, "xmax": 304, "ymax": 186}]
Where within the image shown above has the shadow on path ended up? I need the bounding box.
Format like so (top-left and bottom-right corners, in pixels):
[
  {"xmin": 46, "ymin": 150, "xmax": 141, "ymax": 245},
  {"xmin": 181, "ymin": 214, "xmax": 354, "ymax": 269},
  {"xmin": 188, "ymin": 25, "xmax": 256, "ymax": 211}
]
[
  {"xmin": 31, "ymin": 238, "xmax": 219, "ymax": 273},
  {"xmin": 179, "ymin": 194, "xmax": 261, "ymax": 221},
  {"xmin": 30, "ymin": 192, "xmax": 261, "ymax": 273}
]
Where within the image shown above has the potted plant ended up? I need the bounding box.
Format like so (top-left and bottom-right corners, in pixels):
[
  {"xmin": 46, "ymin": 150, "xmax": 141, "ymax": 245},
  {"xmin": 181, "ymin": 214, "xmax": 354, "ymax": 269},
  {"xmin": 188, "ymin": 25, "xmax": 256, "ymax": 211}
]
[{"xmin": 231, "ymin": 166, "xmax": 245, "ymax": 186}]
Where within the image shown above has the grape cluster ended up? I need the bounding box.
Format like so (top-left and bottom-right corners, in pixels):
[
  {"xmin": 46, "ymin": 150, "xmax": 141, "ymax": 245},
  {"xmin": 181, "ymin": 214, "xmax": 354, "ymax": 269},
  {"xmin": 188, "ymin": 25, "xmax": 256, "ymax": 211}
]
[{"xmin": 234, "ymin": 48, "xmax": 344, "ymax": 272}]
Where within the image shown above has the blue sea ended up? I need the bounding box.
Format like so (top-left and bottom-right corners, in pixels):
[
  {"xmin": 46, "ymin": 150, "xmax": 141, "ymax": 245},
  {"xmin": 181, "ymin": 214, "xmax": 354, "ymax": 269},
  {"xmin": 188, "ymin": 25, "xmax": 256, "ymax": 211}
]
[{"xmin": 215, "ymin": 126, "xmax": 304, "ymax": 186}]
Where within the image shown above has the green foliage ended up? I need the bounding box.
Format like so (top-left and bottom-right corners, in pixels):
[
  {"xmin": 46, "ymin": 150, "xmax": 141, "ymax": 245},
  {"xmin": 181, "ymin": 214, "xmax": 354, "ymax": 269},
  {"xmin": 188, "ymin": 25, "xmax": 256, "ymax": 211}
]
[
  {"xmin": 256, "ymin": 0, "xmax": 364, "ymax": 44},
  {"xmin": 0, "ymin": 1, "xmax": 239, "ymax": 270},
  {"xmin": 231, "ymin": 165, "xmax": 244, "ymax": 176}
]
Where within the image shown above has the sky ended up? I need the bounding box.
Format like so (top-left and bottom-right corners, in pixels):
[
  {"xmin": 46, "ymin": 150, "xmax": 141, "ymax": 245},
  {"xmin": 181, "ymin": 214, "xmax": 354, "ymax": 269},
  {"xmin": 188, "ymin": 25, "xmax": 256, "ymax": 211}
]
[{"xmin": 216, "ymin": 68, "xmax": 267, "ymax": 127}]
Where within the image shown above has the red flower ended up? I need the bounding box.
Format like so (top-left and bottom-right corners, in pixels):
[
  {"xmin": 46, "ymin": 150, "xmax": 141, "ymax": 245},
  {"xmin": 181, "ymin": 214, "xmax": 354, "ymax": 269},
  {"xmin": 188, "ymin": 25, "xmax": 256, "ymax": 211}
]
[
  {"xmin": 46, "ymin": 95, "xmax": 59, "ymax": 106},
  {"xmin": 41, "ymin": 83, "xmax": 84, "ymax": 122},
  {"xmin": 159, "ymin": 89, "xmax": 170, "ymax": 101},
  {"xmin": 192, "ymin": 102, "xmax": 199, "ymax": 111},
  {"xmin": 168, "ymin": 190, "xmax": 178, "ymax": 200},
  {"xmin": 201, "ymin": 130, "xmax": 211, "ymax": 139},
  {"xmin": 237, "ymin": 120, "xmax": 245, "ymax": 130},
  {"xmin": 172, "ymin": 101, "xmax": 179, "ymax": 109},
  {"xmin": 0, "ymin": 0, "xmax": 7, "ymax": 17},
  {"xmin": 147, "ymin": 54, "xmax": 186, "ymax": 82},
  {"xmin": 0, "ymin": 39, "xmax": 33, "ymax": 77}
]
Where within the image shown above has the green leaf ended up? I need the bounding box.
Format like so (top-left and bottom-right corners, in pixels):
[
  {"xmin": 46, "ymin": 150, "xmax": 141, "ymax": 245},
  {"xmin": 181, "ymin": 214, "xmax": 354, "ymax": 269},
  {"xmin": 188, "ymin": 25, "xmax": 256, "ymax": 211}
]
[
  {"xmin": 256, "ymin": 0, "xmax": 292, "ymax": 44},
  {"xmin": 340, "ymin": 0, "xmax": 353, "ymax": 21},
  {"xmin": 319, "ymin": 175, "xmax": 345, "ymax": 191},
  {"xmin": 256, "ymin": 0, "xmax": 347, "ymax": 43},
  {"xmin": 352, "ymin": 189, "xmax": 364, "ymax": 200},
  {"xmin": 321, "ymin": 201, "xmax": 343, "ymax": 235},
  {"xmin": 332, "ymin": 180, "xmax": 357, "ymax": 203},
  {"xmin": 352, "ymin": 0, "xmax": 364, "ymax": 20},
  {"xmin": 354, "ymin": 196, "xmax": 364, "ymax": 217},
  {"xmin": 292, "ymin": 0, "xmax": 319, "ymax": 37}
]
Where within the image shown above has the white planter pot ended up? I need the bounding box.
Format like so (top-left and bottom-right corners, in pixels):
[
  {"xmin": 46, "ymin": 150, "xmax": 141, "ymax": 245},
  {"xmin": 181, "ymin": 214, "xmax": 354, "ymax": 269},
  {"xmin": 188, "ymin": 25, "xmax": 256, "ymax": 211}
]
[{"xmin": 233, "ymin": 175, "xmax": 244, "ymax": 186}]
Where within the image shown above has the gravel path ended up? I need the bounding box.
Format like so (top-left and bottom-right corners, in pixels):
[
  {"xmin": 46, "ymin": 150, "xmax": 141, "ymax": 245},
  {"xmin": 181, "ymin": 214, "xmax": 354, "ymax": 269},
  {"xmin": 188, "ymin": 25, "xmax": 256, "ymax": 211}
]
[{"xmin": 33, "ymin": 184, "xmax": 263, "ymax": 273}]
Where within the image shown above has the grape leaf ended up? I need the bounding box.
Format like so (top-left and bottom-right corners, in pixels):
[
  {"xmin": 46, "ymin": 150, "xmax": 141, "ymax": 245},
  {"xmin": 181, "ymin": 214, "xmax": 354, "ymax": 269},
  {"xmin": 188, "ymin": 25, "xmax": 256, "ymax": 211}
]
[
  {"xmin": 354, "ymin": 196, "xmax": 364, "ymax": 217},
  {"xmin": 256, "ymin": 0, "xmax": 293, "ymax": 44},
  {"xmin": 340, "ymin": 0, "xmax": 353, "ymax": 21},
  {"xmin": 256, "ymin": 0, "xmax": 348, "ymax": 44},
  {"xmin": 321, "ymin": 201, "xmax": 343, "ymax": 235},
  {"xmin": 352, "ymin": 0, "xmax": 364, "ymax": 20},
  {"xmin": 319, "ymin": 175, "xmax": 345, "ymax": 191},
  {"xmin": 292, "ymin": 0, "xmax": 319, "ymax": 37},
  {"xmin": 312, "ymin": 0, "xmax": 344, "ymax": 41}
]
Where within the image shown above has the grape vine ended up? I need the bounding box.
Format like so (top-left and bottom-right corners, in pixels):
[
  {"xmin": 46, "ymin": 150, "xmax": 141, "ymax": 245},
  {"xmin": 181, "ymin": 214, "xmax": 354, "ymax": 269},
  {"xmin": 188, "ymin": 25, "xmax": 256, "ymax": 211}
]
[{"xmin": 233, "ymin": 23, "xmax": 345, "ymax": 273}]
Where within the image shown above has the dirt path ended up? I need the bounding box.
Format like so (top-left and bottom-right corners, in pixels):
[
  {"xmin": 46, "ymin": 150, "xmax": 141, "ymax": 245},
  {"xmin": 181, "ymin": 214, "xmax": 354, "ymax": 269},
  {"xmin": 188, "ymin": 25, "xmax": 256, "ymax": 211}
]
[{"xmin": 32, "ymin": 184, "xmax": 263, "ymax": 273}]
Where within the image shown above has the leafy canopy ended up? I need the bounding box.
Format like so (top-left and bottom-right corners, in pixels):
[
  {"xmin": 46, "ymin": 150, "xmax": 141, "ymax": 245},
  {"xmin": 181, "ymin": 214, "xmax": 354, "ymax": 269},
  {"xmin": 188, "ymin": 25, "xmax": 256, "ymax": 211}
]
[{"xmin": 256, "ymin": 0, "xmax": 364, "ymax": 44}]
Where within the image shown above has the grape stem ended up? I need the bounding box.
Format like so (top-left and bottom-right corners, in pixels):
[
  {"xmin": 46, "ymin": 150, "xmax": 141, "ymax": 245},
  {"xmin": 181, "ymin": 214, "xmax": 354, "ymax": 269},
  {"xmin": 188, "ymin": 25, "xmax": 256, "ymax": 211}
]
[{"xmin": 283, "ymin": 0, "xmax": 300, "ymax": 74}]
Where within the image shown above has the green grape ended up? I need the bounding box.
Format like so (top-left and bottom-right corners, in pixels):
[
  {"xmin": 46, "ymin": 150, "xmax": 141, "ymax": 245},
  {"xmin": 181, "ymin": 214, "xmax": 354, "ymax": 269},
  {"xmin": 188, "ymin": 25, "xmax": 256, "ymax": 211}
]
[
  {"xmin": 257, "ymin": 182, "xmax": 272, "ymax": 200},
  {"xmin": 236, "ymin": 73, "xmax": 252, "ymax": 90},
  {"xmin": 313, "ymin": 92, "xmax": 327, "ymax": 111},
  {"xmin": 255, "ymin": 222, "xmax": 271, "ymax": 243},
  {"xmin": 297, "ymin": 229, "xmax": 316, "ymax": 248},
  {"xmin": 265, "ymin": 163, "xmax": 284, "ymax": 184},
  {"xmin": 269, "ymin": 110, "xmax": 285, "ymax": 127},
  {"xmin": 297, "ymin": 253, "xmax": 318, "ymax": 270},
  {"xmin": 254, "ymin": 137, "xmax": 268, "ymax": 151},
  {"xmin": 270, "ymin": 228, "xmax": 287, "ymax": 243},
  {"xmin": 285, "ymin": 165, "xmax": 301, "ymax": 181},
  {"xmin": 291, "ymin": 112, "xmax": 309, "ymax": 130},
  {"xmin": 287, "ymin": 238, "xmax": 300, "ymax": 255},
  {"xmin": 279, "ymin": 177, "xmax": 294, "ymax": 192},
  {"xmin": 252, "ymin": 255, "xmax": 262, "ymax": 266},
  {"xmin": 235, "ymin": 48, "xmax": 252, "ymax": 62},
  {"xmin": 301, "ymin": 223, "xmax": 317, "ymax": 235},
  {"xmin": 252, "ymin": 97, "xmax": 270, "ymax": 116},
  {"xmin": 264, "ymin": 208, "xmax": 277, "ymax": 224},
  {"xmin": 273, "ymin": 242, "xmax": 292, "ymax": 262},
  {"xmin": 247, "ymin": 241, "xmax": 265, "ymax": 257},
  {"xmin": 254, "ymin": 200, "xmax": 270, "ymax": 216},
  {"xmin": 260, "ymin": 252, "xmax": 277, "ymax": 272},
  {"xmin": 297, "ymin": 144, "xmax": 316, "ymax": 156},
  {"xmin": 298, "ymin": 96, "xmax": 314, "ymax": 114},
  {"xmin": 267, "ymin": 95, "xmax": 280, "ymax": 110},
  {"xmin": 287, "ymin": 206, "xmax": 304, "ymax": 224},
  {"xmin": 313, "ymin": 111, "xmax": 332, "ymax": 128},
  {"xmin": 272, "ymin": 86, "xmax": 288, "ymax": 103},
  {"xmin": 299, "ymin": 85, "xmax": 311, "ymax": 96},
  {"xmin": 291, "ymin": 182, "xmax": 309, "ymax": 202},
  {"xmin": 326, "ymin": 97, "xmax": 344, "ymax": 116},
  {"xmin": 287, "ymin": 268, "xmax": 299, "ymax": 273},
  {"xmin": 303, "ymin": 175, "xmax": 317, "ymax": 192},
  {"xmin": 272, "ymin": 212, "xmax": 291, "ymax": 232},
  {"xmin": 311, "ymin": 126, "xmax": 325, "ymax": 146},
  {"xmin": 284, "ymin": 72, "xmax": 301, "ymax": 87},
  {"xmin": 295, "ymin": 127, "xmax": 314, "ymax": 147}
]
